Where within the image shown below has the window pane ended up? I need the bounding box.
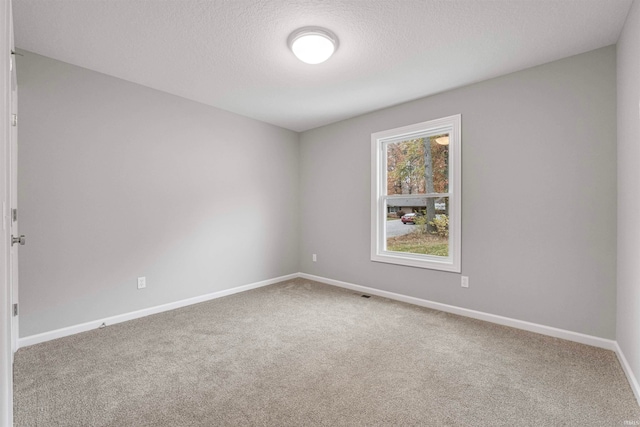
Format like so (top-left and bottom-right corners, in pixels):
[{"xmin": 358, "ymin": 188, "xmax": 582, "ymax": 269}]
[
  {"xmin": 386, "ymin": 135, "xmax": 449, "ymax": 195},
  {"xmin": 386, "ymin": 197, "xmax": 449, "ymax": 257}
]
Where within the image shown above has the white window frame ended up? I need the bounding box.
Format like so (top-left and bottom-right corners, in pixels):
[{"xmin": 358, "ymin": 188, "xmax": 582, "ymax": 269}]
[{"xmin": 371, "ymin": 114, "xmax": 461, "ymax": 273}]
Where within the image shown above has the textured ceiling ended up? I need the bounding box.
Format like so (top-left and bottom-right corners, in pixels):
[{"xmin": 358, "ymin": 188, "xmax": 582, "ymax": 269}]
[{"xmin": 12, "ymin": 0, "xmax": 633, "ymax": 132}]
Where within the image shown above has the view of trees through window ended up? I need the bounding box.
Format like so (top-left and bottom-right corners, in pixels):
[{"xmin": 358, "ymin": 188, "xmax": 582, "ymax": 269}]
[{"xmin": 385, "ymin": 135, "xmax": 450, "ymax": 257}]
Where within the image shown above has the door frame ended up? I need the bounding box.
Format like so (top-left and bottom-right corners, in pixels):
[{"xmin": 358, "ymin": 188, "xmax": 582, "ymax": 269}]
[
  {"xmin": 9, "ymin": 37, "xmax": 17, "ymax": 359},
  {"xmin": 1, "ymin": 0, "xmax": 14, "ymax": 425}
]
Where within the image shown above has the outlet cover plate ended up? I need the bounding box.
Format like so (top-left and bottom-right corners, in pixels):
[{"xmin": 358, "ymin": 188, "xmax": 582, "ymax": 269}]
[{"xmin": 461, "ymin": 276, "xmax": 469, "ymax": 288}]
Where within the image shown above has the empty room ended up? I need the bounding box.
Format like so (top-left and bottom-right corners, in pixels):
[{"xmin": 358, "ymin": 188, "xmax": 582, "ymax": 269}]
[{"xmin": 2, "ymin": 0, "xmax": 640, "ymax": 425}]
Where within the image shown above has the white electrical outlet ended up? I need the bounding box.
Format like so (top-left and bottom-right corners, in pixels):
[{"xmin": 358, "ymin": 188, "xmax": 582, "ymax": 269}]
[
  {"xmin": 461, "ymin": 276, "xmax": 469, "ymax": 288},
  {"xmin": 137, "ymin": 276, "xmax": 146, "ymax": 289},
  {"xmin": 312, "ymin": 254, "xmax": 317, "ymax": 262}
]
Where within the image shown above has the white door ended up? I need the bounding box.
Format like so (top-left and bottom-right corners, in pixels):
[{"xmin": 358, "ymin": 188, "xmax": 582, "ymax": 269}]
[{"xmin": 9, "ymin": 49, "xmax": 19, "ymax": 357}]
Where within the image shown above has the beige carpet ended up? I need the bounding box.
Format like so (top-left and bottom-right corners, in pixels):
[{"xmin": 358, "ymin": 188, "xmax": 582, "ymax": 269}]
[{"xmin": 13, "ymin": 278, "xmax": 640, "ymax": 426}]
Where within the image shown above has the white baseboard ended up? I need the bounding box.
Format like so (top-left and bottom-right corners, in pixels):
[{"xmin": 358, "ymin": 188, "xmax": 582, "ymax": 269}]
[
  {"xmin": 299, "ymin": 273, "xmax": 640, "ymax": 404},
  {"xmin": 298, "ymin": 273, "xmax": 617, "ymax": 351},
  {"xmin": 18, "ymin": 273, "xmax": 299, "ymax": 349},
  {"xmin": 16, "ymin": 270, "xmax": 640, "ymax": 406},
  {"xmin": 615, "ymin": 342, "xmax": 640, "ymax": 405}
]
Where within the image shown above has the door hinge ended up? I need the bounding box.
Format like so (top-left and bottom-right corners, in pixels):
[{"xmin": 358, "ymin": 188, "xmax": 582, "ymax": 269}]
[
  {"xmin": 11, "ymin": 114, "xmax": 17, "ymax": 127},
  {"xmin": 13, "ymin": 304, "xmax": 17, "ymax": 317},
  {"xmin": 12, "ymin": 209, "xmax": 17, "ymax": 222}
]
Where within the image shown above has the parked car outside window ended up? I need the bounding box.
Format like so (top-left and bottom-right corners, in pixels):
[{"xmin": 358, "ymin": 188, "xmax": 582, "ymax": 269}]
[{"xmin": 401, "ymin": 213, "xmax": 421, "ymax": 224}]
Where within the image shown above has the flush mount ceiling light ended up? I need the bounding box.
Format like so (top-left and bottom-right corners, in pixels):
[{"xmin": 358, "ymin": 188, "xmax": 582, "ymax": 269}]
[
  {"xmin": 288, "ymin": 27, "xmax": 338, "ymax": 64},
  {"xmin": 435, "ymin": 136, "xmax": 450, "ymax": 146}
]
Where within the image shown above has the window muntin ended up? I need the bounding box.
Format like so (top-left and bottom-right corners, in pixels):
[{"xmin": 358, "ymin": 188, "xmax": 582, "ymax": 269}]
[{"xmin": 371, "ymin": 115, "xmax": 461, "ymax": 272}]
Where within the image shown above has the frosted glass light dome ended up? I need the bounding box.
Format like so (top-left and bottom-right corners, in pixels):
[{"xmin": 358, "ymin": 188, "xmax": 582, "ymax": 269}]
[{"xmin": 288, "ymin": 27, "xmax": 338, "ymax": 64}]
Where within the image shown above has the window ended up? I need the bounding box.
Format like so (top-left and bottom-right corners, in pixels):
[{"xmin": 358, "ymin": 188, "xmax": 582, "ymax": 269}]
[{"xmin": 371, "ymin": 114, "xmax": 461, "ymax": 272}]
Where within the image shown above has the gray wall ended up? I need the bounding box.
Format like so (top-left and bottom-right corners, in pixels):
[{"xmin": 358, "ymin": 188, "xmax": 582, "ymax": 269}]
[
  {"xmin": 617, "ymin": 0, "xmax": 640, "ymax": 390},
  {"xmin": 299, "ymin": 46, "xmax": 617, "ymax": 339},
  {"xmin": 18, "ymin": 45, "xmax": 619, "ymax": 342},
  {"xmin": 17, "ymin": 51, "xmax": 300, "ymax": 337}
]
